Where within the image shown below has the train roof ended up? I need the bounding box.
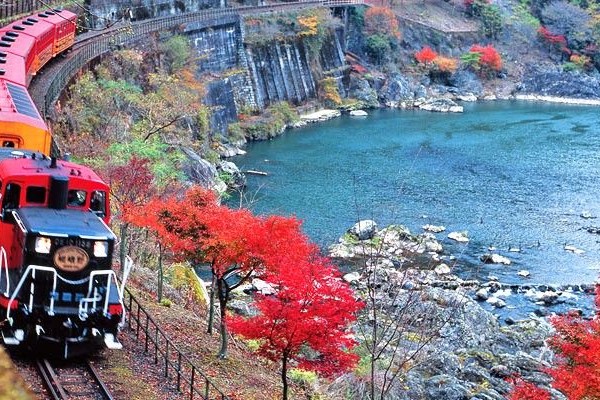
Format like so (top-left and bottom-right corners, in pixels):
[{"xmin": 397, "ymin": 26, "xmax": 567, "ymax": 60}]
[
  {"xmin": 0, "ymin": 149, "xmax": 107, "ymax": 186},
  {"xmin": 0, "ymin": 19, "xmax": 53, "ymax": 38},
  {"xmin": 34, "ymin": 9, "xmax": 77, "ymax": 27},
  {"xmin": 17, "ymin": 207, "xmax": 115, "ymax": 239},
  {"xmin": 0, "ymin": 53, "xmax": 27, "ymax": 86},
  {"xmin": 0, "ymin": 32, "xmax": 34, "ymax": 57},
  {"xmin": 0, "ymin": 80, "xmax": 45, "ymax": 124}
]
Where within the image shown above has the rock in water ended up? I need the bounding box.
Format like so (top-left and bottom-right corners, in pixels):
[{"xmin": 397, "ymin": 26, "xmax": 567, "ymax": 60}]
[{"xmin": 348, "ymin": 220, "xmax": 378, "ymax": 240}]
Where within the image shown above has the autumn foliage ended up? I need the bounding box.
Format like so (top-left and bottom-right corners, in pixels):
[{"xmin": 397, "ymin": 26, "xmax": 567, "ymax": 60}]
[
  {"xmin": 364, "ymin": 7, "xmax": 401, "ymax": 39},
  {"xmin": 508, "ymin": 286, "xmax": 600, "ymax": 399},
  {"xmin": 470, "ymin": 44, "xmax": 502, "ymax": 71},
  {"xmin": 508, "ymin": 377, "xmax": 551, "ymax": 400},
  {"xmin": 414, "ymin": 46, "xmax": 438, "ymax": 65},
  {"xmin": 125, "ymin": 186, "xmax": 362, "ymax": 399}
]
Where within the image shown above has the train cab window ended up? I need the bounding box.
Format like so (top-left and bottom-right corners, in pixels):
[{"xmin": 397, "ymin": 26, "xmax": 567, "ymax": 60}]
[
  {"xmin": 90, "ymin": 191, "xmax": 106, "ymax": 217},
  {"xmin": 2, "ymin": 183, "xmax": 20, "ymax": 211},
  {"xmin": 2, "ymin": 140, "xmax": 15, "ymax": 147},
  {"xmin": 67, "ymin": 190, "xmax": 86, "ymax": 207},
  {"xmin": 26, "ymin": 186, "xmax": 46, "ymax": 203}
]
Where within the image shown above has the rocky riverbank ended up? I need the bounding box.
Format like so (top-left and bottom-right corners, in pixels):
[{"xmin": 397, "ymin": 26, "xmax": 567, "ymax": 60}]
[{"xmin": 323, "ymin": 220, "xmax": 594, "ymax": 399}]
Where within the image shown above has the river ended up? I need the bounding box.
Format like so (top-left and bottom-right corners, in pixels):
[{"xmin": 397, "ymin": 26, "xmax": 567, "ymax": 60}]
[{"xmin": 231, "ymin": 101, "xmax": 600, "ymax": 289}]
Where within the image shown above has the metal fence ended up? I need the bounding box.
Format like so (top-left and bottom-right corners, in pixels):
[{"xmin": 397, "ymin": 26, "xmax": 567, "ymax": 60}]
[{"xmin": 123, "ymin": 287, "xmax": 230, "ymax": 400}]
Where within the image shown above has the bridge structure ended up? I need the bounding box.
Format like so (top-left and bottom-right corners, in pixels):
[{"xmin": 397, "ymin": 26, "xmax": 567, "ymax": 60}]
[{"xmin": 29, "ymin": 0, "xmax": 364, "ymax": 117}]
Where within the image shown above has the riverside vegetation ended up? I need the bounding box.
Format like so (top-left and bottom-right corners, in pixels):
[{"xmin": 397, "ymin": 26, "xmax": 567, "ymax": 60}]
[{"xmin": 40, "ymin": 0, "xmax": 600, "ymax": 399}]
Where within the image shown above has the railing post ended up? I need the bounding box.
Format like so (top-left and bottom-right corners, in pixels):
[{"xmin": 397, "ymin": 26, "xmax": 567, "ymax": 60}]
[
  {"xmin": 144, "ymin": 315, "xmax": 149, "ymax": 352},
  {"xmin": 177, "ymin": 353, "xmax": 182, "ymax": 391},
  {"xmin": 165, "ymin": 340, "xmax": 169, "ymax": 378},
  {"xmin": 154, "ymin": 326, "xmax": 159, "ymax": 364},
  {"xmin": 190, "ymin": 366, "xmax": 195, "ymax": 400}
]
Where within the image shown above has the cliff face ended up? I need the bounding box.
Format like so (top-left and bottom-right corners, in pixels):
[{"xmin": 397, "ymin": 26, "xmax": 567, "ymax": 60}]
[{"xmin": 181, "ymin": 13, "xmax": 347, "ymax": 134}]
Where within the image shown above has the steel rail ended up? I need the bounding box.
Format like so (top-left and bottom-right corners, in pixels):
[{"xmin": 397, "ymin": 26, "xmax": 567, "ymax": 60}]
[{"xmin": 35, "ymin": 358, "xmax": 115, "ymax": 400}]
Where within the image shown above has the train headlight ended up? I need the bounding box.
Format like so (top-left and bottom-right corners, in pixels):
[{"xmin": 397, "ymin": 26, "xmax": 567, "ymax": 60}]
[
  {"xmin": 34, "ymin": 237, "xmax": 52, "ymax": 254},
  {"xmin": 93, "ymin": 241, "xmax": 108, "ymax": 257}
]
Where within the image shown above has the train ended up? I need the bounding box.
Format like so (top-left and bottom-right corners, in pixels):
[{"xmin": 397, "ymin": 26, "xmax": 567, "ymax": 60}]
[{"xmin": 0, "ymin": 8, "xmax": 125, "ymax": 358}]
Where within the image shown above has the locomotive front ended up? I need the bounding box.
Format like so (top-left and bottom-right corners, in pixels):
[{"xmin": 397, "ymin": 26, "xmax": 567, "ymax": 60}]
[{"xmin": 0, "ymin": 154, "xmax": 124, "ymax": 358}]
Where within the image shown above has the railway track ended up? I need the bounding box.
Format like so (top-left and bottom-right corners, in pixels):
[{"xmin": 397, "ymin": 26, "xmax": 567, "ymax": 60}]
[{"xmin": 35, "ymin": 358, "xmax": 114, "ymax": 400}]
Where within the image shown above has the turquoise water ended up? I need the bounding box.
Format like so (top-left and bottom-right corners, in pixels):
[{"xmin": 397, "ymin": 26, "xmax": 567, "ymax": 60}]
[{"xmin": 231, "ymin": 101, "xmax": 600, "ymax": 286}]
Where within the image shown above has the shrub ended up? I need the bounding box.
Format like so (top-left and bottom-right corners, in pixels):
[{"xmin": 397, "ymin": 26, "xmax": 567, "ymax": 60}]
[
  {"xmin": 433, "ymin": 56, "xmax": 458, "ymax": 73},
  {"xmin": 462, "ymin": 44, "xmax": 502, "ymax": 76},
  {"xmin": 365, "ymin": 34, "xmax": 391, "ymax": 65},
  {"xmin": 415, "ymin": 46, "xmax": 438, "ymax": 65},
  {"xmin": 319, "ymin": 77, "xmax": 342, "ymax": 106},
  {"xmin": 159, "ymin": 298, "xmax": 173, "ymax": 307}
]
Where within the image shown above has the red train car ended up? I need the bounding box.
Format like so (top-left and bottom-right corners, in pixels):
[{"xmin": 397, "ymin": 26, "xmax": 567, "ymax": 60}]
[
  {"xmin": 38, "ymin": 9, "xmax": 77, "ymax": 56},
  {"xmin": 0, "ymin": 149, "xmax": 123, "ymax": 357},
  {"xmin": 1, "ymin": 18, "xmax": 54, "ymax": 76}
]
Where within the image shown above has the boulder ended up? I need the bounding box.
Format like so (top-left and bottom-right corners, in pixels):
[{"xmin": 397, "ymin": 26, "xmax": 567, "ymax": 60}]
[
  {"xmin": 423, "ymin": 224, "xmax": 446, "ymax": 233},
  {"xmin": 349, "ymin": 110, "xmax": 368, "ymax": 116},
  {"xmin": 217, "ymin": 160, "xmax": 246, "ymax": 190},
  {"xmin": 419, "ymin": 98, "xmax": 464, "ymax": 113},
  {"xmin": 434, "ymin": 263, "xmax": 451, "ymax": 275},
  {"xmin": 348, "ymin": 220, "xmax": 378, "ymax": 240},
  {"xmin": 379, "ymin": 73, "xmax": 416, "ymax": 107},
  {"xmin": 347, "ymin": 75, "xmax": 380, "ymax": 108},
  {"xmin": 480, "ymin": 253, "xmax": 511, "ymax": 265},
  {"xmin": 448, "ymin": 231, "xmax": 469, "ymax": 242}
]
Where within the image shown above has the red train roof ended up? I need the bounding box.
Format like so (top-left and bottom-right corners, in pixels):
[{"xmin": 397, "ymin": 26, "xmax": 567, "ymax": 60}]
[
  {"xmin": 35, "ymin": 9, "xmax": 77, "ymax": 28},
  {"xmin": 1, "ymin": 19, "xmax": 53, "ymax": 38},
  {"xmin": 0, "ymin": 52, "xmax": 27, "ymax": 86},
  {"xmin": 0, "ymin": 32, "xmax": 34, "ymax": 58},
  {"xmin": 0, "ymin": 149, "xmax": 107, "ymax": 186}
]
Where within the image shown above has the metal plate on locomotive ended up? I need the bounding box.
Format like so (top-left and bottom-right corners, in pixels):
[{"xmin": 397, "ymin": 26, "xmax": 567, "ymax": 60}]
[{"xmin": 53, "ymin": 246, "xmax": 89, "ymax": 272}]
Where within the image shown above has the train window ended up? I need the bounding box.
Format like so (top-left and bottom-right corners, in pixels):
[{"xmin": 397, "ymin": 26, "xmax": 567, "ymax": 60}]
[
  {"xmin": 2, "ymin": 140, "xmax": 15, "ymax": 147},
  {"xmin": 67, "ymin": 190, "xmax": 86, "ymax": 207},
  {"xmin": 90, "ymin": 191, "xmax": 106, "ymax": 217},
  {"xmin": 26, "ymin": 186, "xmax": 45, "ymax": 203},
  {"xmin": 2, "ymin": 183, "xmax": 20, "ymax": 210}
]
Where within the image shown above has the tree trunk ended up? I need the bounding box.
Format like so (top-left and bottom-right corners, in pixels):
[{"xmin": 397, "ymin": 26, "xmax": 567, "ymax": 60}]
[
  {"xmin": 157, "ymin": 244, "xmax": 163, "ymax": 302},
  {"xmin": 119, "ymin": 222, "xmax": 129, "ymax": 281},
  {"xmin": 217, "ymin": 278, "xmax": 228, "ymax": 358},
  {"xmin": 282, "ymin": 354, "xmax": 289, "ymax": 400},
  {"xmin": 207, "ymin": 274, "xmax": 216, "ymax": 335}
]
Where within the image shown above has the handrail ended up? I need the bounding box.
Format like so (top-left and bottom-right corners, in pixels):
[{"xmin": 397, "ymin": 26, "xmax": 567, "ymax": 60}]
[{"xmin": 123, "ymin": 287, "xmax": 230, "ymax": 400}]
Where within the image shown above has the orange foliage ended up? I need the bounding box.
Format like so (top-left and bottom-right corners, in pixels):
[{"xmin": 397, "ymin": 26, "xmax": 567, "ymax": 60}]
[
  {"xmin": 415, "ymin": 46, "xmax": 438, "ymax": 64},
  {"xmin": 364, "ymin": 7, "xmax": 401, "ymax": 39},
  {"xmin": 433, "ymin": 56, "xmax": 458, "ymax": 73},
  {"xmin": 297, "ymin": 15, "xmax": 319, "ymax": 36}
]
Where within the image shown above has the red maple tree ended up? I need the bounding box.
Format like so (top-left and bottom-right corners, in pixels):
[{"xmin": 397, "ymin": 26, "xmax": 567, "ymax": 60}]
[
  {"xmin": 415, "ymin": 46, "xmax": 438, "ymax": 65},
  {"xmin": 229, "ymin": 246, "xmax": 362, "ymax": 400},
  {"xmin": 100, "ymin": 157, "xmax": 159, "ymax": 271},
  {"xmin": 508, "ymin": 286, "xmax": 600, "ymax": 399}
]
